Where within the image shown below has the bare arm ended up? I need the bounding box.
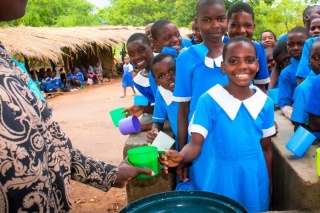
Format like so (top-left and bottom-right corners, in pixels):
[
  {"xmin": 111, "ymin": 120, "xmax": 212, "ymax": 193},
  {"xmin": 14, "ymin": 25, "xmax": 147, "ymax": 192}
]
[
  {"xmin": 309, "ymin": 113, "xmax": 320, "ymax": 132},
  {"xmin": 260, "ymin": 136, "xmax": 273, "ymax": 195},
  {"xmin": 177, "ymin": 102, "xmax": 190, "ymax": 151},
  {"xmin": 268, "ymin": 65, "xmax": 280, "ymax": 89}
]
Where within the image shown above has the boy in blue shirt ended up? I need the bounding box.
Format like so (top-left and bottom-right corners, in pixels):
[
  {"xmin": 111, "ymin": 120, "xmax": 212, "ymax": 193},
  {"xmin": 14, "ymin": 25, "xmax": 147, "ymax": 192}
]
[
  {"xmin": 278, "ymin": 27, "xmax": 309, "ymax": 119},
  {"xmin": 291, "ymin": 39, "xmax": 320, "ymax": 131}
]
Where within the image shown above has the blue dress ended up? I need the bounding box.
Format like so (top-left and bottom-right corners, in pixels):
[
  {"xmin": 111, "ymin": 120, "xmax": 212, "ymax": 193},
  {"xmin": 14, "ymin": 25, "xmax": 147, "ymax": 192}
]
[
  {"xmin": 305, "ymin": 75, "xmax": 320, "ymax": 139},
  {"xmin": 296, "ymin": 36, "xmax": 320, "ymax": 79},
  {"xmin": 122, "ymin": 64, "xmax": 134, "ymax": 88},
  {"xmin": 253, "ymin": 41, "xmax": 270, "ymax": 85},
  {"xmin": 173, "ymin": 43, "xmax": 228, "ymax": 122},
  {"xmin": 277, "ymin": 58, "xmax": 299, "ymax": 108},
  {"xmin": 291, "ymin": 71, "xmax": 318, "ymax": 124},
  {"xmin": 152, "ymin": 87, "xmax": 179, "ymax": 149},
  {"xmin": 190, "ymin": 85, "xmax": 275, "ymax": 212},
  {"xmin": 133, "ymin": 70, "xmax": 156, "ymax": 104}
]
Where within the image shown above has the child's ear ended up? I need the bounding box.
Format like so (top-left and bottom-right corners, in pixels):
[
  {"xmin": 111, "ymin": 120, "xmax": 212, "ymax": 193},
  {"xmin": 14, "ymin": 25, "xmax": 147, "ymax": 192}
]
[{"xmin": 221, "ymin": 61, "xmax": 226, "ymax": 73}]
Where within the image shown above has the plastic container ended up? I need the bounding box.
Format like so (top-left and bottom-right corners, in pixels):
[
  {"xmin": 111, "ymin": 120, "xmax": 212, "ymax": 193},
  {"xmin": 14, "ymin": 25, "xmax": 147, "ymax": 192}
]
[
  {"xmin": 317, "ymin": 148, "xmax": 320, "ymax": 176},
  {"xmin": 133, "ymin": 95, "xmax": 149, "ymax": 106},
  {"xmin": 175, "ymin": 179, "xmax": 194, "ymax": 191},
  {"xmin": 119, "ymin": 116, "xmax": 141, "ymax": 135},
  {"xmin": 109, "ymin": 107, "xmax": 126, "ymax": 127},
  {"xmin": 286, "ymin": 126, "xmax": 316, "ymax": 157}
]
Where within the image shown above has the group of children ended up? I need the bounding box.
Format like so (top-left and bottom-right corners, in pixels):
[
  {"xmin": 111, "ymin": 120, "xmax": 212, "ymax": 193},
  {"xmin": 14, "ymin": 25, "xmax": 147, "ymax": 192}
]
[{"xmin": 121, "ymin": 1, "xmax": 320, "ymax": 212}]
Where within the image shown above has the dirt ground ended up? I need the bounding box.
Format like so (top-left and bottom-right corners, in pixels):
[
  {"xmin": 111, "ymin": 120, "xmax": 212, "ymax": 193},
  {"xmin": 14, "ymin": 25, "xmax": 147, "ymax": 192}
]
[{"xmin": 48, "ymin": 76, "xmax": 137, "ymax": 212}]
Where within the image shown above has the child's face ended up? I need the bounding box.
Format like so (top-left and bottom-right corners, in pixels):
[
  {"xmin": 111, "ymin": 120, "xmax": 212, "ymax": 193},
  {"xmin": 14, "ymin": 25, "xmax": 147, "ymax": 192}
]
[
  {"xmin": 196, "ymin": 4, "xmax": 227, "ymax": 44},
  {"xmin": 127, "ymin": 39, "xmax": 153, "ymax": 70},
  {"xmin": 309, "ymin": 42, "xmax": 320, "ymax": 74},
  {"xmin": 309, "ymin": 18, "xmax": 320, "ymax": 38},
  {"xmin": 261, "ymin": 32, "xmax": 276, "ymax": 48},
  {"xmin": 221, "ymin": 41, "xmax": 258, "ymax": 87},
  {"xmin": 274, "ymin": 53, "xmax": 291, "ymax": 70},
  {"xmin": 191, "ymin": 20, "xmax": 203, "ymax": 44},
  {"xmin": 124, "ymin": 57, "xmax": 130, "ymax": 64},
  {"xmin": 153, "ymin": 23, "xmax": 182, "ymax": 54},
  {"xmin": 228, "ymin": 11, "xmax": 255, "ymax": 39},
  {"xmin": 287, "ymin": 32, "xmax": 307, "ymax": 60},
  {"xmin": 145, "ymin": 23, "xmax": 153, "ymax": 43},
  {"xmin": 152, "ymin": 57, "xmax": 175, "ymax": 92},
  {"xmin": 266, "ymin": 50, "xmax": 275, "ymax": 73}
]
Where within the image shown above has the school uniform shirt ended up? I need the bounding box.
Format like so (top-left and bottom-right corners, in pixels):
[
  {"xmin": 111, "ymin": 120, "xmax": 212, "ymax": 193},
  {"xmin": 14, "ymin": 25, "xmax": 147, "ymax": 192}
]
[
  {"xmin": 296, "ymin": 36, "xmax": 320, "ymax": 79},
  {"xmin": 253, "ymin": 41, "xmax": 270, "ymax": 85},
  {"xmin": 305, "ymin": 75, "xmax": 320, "ymax": 139},
  {"xmin": 173, "ymin": 43, "xmax": 228, "ymax": 122},
  {"xmin": 148, "ymin": 71, "xmax": 159, "ymax": 97},
  {"xmin": 133, "ymin": 70, "xmax": 156, "ymax": 104},
  {"xmin": 75, "ymin": 72, "xmax": 84, "ymax": 85},
  {"xmin": 0, "ymin": 44, "xmax": 118, "ymax": 212},
  {"xmin": 122, "ymin": 63, "xmax": 134, "ymax": 88},
  {"xmin": 190, "ymin": 85, "xmax": 275, "ymax": 212},
  {"xmin": 291, "ymin": 70, "xmax": 318, "ymax": 124},
  {"xmin": 67, "ymin": 73, "xmax": 74, "ymax": 81},
  {"xmin": 277, "ymin": 58, "xmax": 299, "ymax": 108},
  {"xmin": 51, "ymin": 76, "xmax": 60, "ymax": 89},
  {"xmin": 152, "ymin": 86, "xmax": 179, "ymax": 149}
]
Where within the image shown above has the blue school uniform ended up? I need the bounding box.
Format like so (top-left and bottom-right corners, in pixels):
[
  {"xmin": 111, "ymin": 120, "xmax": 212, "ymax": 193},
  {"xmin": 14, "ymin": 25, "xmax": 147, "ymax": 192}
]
[
  {"xmin": 291, "ymin": 71, "xmax": 318, "ymax": 124},
  {"xmin": 277, "ymin": 58, "xmax": 299, "ymax": 108},
  {"xmin": 148, "ymin": 71, "xmax": 159, "ymax": 97},
  {"xmin": 296, "ymin": 36, "xmax": 320, "ymax": 79},
  {"xmin": 190, "ymin": 85, "xmax": 275, "ymax": 212},
  {"xmin": 277, "ymin": 34, "xmax": 287, "ymax": 43},
  {"xmin": 181, "ymin": 38, "xmax": 193, "ymax": 49},
  {"xmin": 133, "ymin": 70, "xmax": 156, "ymax": 104},
  {"xmin": 253, "ymin": 41, "xmax": 270, "ymax": 85},
  {"xmin": 152, "ymin": 87, "xmax": 179, "ymax": 149},
  {"xmin": 122, "ymin": 63, "xmax": 134, "ymax": 88},
  {"xmin": 305, "ymin": 75, "xmax": 320, "ymax": 139},
  {"xmin": 173, "ymin": 43, "xmax": 228, "ymax": 122},
  {"xmin": 74, "ymin": 72, "xmax": 84, "ymax": 85}
]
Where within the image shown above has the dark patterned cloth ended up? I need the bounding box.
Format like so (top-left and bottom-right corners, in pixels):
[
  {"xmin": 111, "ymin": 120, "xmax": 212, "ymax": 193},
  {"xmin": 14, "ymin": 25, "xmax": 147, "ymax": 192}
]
[{"xmin": 0, "ymin": 45, "xmax": 118, "ymax": 212}]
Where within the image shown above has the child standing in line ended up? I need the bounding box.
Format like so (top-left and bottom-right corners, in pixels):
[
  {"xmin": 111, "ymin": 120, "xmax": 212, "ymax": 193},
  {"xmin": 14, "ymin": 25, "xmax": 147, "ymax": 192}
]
[
  {"xmin": 121, "ymin": 56, "xmax": 136, "ymax": 98},
  {"xmin": 190, "ymin": 18, "xmax": 203, "ymax": 45},
  {"xmin": 260, "ymin": 30, "xmax": 277, "ymax": 49},
  {"xmin": 161, "ymin": 36, "xmax": 275, "ymax": 212},
  {"xmin": 173, "ymin": 0, "xmax": 228, "ymax": 156},
  {"xmin": 291, "ymin": 39, "xmax": 320, "ymax": 131},
  {"xmin": 278, "ymin": 27, "xmax": 309, "ymax": 119},
  {"xmin": 146, "ymin": 53, "xmax": 179, "ymax": 150},
  {"xmin": 227, "ymin": 2, "xmax": 270, "ymax": 92},
  {"xmin": 309, "ymin": 17, "xmax": 320, "ymax": 38},
  {"xmin": 265, "ymin": 47, "xmax": 275, "ymax": 74}
]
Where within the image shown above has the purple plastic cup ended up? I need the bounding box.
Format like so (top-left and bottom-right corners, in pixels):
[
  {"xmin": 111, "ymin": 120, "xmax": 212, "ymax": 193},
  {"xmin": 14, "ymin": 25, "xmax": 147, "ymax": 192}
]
[{"xmin": 119, "ymin": 116, "xmax": 141, "ymax": 135}]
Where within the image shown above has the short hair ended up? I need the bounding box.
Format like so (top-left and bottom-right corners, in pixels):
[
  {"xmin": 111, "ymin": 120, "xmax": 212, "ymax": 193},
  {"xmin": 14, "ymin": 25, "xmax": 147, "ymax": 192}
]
[
  {"xmin": 260, "ymin": 30, "xmax": 277, "ymax": 41},
  {"xmin": 272, "ymin": 41, "xmax": 288, "ymax": 59},
  {"xmin": 150, "ymin": 53, "xmax": 175, "ymax": 77},
  {"xmin": 227, "ymin": 2, "xmax": 254, "ymax": 22},
  {"xmin": 303, "ymin": 5, "xmax": 320, "ymax": 23},
  {"xmin": 127, "ymin": 33, "xmax": 151, "ymax": 46},
  {"xmin": 151, "ymin": 20, "xmax": 172, "ymax": 40},
  {"xmin": 310, "ymin": 38, "xmax": 320, "ymax": 53},
  {"xmin": 196, "ymin": 0, "xmax": 225, "ymax": 17},
  {"xmin": 287, "ymin": 26, "xmax": 309, "ymax": 38},
  {"xmin": 222, "ymin": 36, "xmax": 256, "ymax": 60}
]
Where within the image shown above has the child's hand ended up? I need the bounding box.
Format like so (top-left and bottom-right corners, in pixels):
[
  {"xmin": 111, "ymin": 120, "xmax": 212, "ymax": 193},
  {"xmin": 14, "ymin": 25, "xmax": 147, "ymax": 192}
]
[
  {"xmin": 176, "ymin": 163, "xmax": 190, "ymax": 182},
  {"xmin": 159, "ymin": 150, "xmax": 183, "ymax": 174},
  {"xmin": 122, "ymin": 105, "xmax": 143, "ymax": 117},
  {"xmin": 146, "ymin": 128, "xmax": 159, "ymax": 143},
  {"xmin": 141, "ymin": 121, "xmax": 152, "ymax": 131}
]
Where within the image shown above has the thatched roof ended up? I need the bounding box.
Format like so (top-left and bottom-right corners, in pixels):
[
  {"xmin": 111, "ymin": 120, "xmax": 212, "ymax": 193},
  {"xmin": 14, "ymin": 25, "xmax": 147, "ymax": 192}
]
[{"xmin": 0, "ymin": 26, "xmax": 191, "ymax": 62}]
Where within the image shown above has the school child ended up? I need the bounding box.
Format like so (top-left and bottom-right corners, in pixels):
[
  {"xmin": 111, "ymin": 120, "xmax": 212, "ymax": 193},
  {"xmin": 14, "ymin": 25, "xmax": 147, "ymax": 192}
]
[
  {"xmin": 66, "ymin": 69, "xmax": 74, "ymax": 91},
  {"xmin": 309, "ymin": 18, "xmax": 320, "ymax": 38},
  {"xmin": 291, "ymin": 39, "xmax": 320, "ymax": 131},
  {"xmin": 278, "ymin": 27, "xmax": 309, "ymax": 119},
  {"xmin": 190, "ymin": 18, "xmax": 203, "ymax": 45},
  {"xmin": 146, "ymin": 53, "xmax": 179, "ymax": 150},
  {"xmin": 305, "ymin": 75, "xmax": 320, "ymax": 139},
  {"xmin": 161, "ymin": 36, "xmax": 275, "ymax": 212},
  {"xmin": 227, "ymin": 2, "xmax": 270, "ymax": 92},
  {"xmin": 151, "ymin": 19, "xmax": 192, "ymax": 54},
  {"xmin": 269, "ymin": 41, "xmax": 291, "ymax": 89},
  {"xmin": 121, "ymin": 56, "xmax": 136, "ymax": 98},
  {"xmin": 173, "ymin": 0, "xmax": 228, "ymax": 155},
  {"xmin": 265, "ymin": 47, "xmax": 275, "ymax": 73},
  {"xmin": 73, "ymin": 67, "xmax": 84, "ymax": 88},
  {"xmin": 94, "ymin": 61, "xmax": 103, "ymax": 84},
  {"xmin": 260, "ymin": 30, "xmax": 277, "ymax": 49},
  {"xmin": 124, "ymin": 33, "xmax": 157, "ymax": 130}
]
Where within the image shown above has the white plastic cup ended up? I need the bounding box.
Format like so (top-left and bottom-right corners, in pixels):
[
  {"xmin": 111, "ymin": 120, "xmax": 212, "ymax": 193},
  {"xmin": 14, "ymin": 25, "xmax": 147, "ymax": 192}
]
[{"xmin": 151, "ymin": 131, "xmax": 175, "ymax": 151}]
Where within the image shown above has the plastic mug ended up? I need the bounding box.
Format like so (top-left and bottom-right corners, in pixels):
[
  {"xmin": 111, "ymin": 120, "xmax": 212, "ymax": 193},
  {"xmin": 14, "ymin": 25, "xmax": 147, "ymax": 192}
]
[
  {"xmin": 286, "ymin": 126, "xmax": 316, "ymax": 157},
  {"xmin": 152, "ymin": 131, "xmax": 175, "ymax": 151},
  {"xmin": 109, "ymin": 107, "xmax": 126, "ymax": 127},
  {"xmin": 127, "ymin": 146, "xmax": 165, "ymax": 180},
  {"xmin": 175, "ymin": 179, "xmax": 194, "ymax": 191},
  {"xmin": 119, "ymin": 116, "xmax": 141, "ymax": 135},
  {"xmin": 268, "ymin": 88, "xmax": 279, "ymax": 105},
  {"xmin": 133, "ymin": 95, "xmax": 149, "ymax": 106},
  {"xmin": 317, "ymin": 148, "xmax": 320, "ymax": 177}
]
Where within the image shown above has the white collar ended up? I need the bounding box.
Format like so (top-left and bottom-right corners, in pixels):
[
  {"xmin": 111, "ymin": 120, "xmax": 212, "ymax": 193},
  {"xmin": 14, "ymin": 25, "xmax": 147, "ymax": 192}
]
[
  {"xmin": 158, "ymin": 86, "xmax": 173, "ymax": 106},
  {"xmin": 133, "ymin": 70, "xmax": 150, "ymax": 87},
  {"xmin": 207, "ymin": 85, "xmax": 267, "ymax": 120},
  {"xmin": 204, "ymin": 55, "xmax": 223, "ymax": 68}
]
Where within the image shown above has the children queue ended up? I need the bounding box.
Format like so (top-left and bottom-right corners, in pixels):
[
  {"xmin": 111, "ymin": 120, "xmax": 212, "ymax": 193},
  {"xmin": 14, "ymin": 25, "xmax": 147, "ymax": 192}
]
[{"xmin": 121, "ymin": 1, "xmax": 320, "ymax": 212}]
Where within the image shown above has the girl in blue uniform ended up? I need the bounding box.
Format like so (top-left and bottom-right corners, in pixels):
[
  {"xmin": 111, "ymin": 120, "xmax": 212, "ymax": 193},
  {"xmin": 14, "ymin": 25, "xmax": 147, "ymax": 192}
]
[
  {"xmin": 146, "ymin": 53, "xmax": 179, "ymax": 150},
  {"xmin": 173, "ymin": 0, "xmax": 229, "ymax": 179},
  {"xmin": 278, "ymin": 27, "xmax": 309, "ymax": 119},
  {"xmin": 121, "ymin": 56, "xmax": 136, "ymax": 98},
  {"xmin": 227, "ymin": 2, "xmax": 270, "ymax": 92},
  {"xmin": 161, "ymin": 36, "xmax": 275, "ymax": 212}
]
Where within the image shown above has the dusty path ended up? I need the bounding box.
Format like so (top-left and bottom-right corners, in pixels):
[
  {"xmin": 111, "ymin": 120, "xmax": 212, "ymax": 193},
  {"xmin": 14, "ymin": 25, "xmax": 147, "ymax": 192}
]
[{"xmin": 48, "ymin": 77, "xmax": 137, "ymax": 212}]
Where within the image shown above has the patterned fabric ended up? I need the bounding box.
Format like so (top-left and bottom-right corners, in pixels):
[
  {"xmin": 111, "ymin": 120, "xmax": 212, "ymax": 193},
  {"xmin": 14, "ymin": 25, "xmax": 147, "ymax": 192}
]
[{"xmin": 0, "ymin": 44, "xmax": 118, "ymax": 212}]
